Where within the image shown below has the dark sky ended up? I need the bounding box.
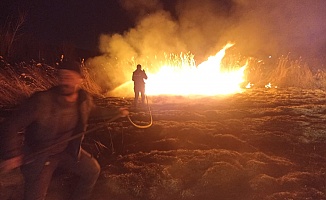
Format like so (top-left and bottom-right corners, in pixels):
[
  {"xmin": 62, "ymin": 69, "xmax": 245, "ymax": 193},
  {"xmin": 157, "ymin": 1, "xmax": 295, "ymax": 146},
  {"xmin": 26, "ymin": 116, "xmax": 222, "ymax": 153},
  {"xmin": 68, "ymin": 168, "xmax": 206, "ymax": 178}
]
[
  {"xmin": 1, "ymin": 0, "xmax": 135, "ymax": 51},
  {"xmin": 1, "ymin": 0, "xmax": 326, "ymax": 65}
]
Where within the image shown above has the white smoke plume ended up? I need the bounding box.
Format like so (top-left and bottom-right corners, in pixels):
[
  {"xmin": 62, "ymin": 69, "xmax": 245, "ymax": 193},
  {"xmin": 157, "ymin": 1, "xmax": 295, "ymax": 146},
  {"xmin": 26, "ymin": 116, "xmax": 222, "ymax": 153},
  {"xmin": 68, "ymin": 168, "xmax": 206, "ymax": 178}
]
[{"xmin": 86, "ymin": 0, "xmax": 326, "ymax": 96}]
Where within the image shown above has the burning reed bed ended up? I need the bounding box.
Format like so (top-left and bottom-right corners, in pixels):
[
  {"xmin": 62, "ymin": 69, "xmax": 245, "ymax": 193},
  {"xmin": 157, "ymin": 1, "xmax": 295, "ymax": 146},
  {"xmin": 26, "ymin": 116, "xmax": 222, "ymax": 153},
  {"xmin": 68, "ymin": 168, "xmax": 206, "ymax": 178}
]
[
  {"xmin": 244, "ymin": 55, "xmax": 326, "ymax": 89},
  {"xmin": 0, "ymin": 54, "xmax": 325, "ymax": 107}
]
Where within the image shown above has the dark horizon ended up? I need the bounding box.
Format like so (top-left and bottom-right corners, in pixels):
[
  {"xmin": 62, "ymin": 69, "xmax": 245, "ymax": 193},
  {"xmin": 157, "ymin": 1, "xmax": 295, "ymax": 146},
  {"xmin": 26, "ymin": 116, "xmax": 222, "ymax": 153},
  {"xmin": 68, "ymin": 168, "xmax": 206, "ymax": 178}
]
[
  {"xmin": 1, "ymin": 0, "xmax": 134, "ymax": 51},
  {"xmin": 1, "ymin": 0, "xmax": 326, "ymax": 65}
]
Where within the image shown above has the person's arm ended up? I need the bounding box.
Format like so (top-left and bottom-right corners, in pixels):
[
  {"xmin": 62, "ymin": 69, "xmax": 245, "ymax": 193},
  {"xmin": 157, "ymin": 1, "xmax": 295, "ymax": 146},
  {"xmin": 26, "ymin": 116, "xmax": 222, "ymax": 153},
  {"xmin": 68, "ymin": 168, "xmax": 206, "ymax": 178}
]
[
  {"xmin": 143, "ymin": 70, "xmax": 148, "ymax": 80},
  {"xmin": 0, "ymin": 94, "xmax": 39, "ymax": 159},
  {"xmin": 132, "ymin": 72, "xmax": 135, "ymax": 81},
  {"xmin": 0, "ymin": 94, "xmax": 39, "ymax": 171},
  {"xmin": 89, "ymin": 106, "xmax": 129, "ymax": 121}
]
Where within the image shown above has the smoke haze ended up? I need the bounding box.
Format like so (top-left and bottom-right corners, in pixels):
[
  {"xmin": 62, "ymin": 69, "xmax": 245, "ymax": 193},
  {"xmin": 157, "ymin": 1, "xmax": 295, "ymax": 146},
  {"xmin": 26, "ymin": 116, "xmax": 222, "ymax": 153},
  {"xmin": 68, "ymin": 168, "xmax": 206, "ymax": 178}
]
[{"xmin": 86, "ymin": 0, "xmax": 326, "ymax": 95}]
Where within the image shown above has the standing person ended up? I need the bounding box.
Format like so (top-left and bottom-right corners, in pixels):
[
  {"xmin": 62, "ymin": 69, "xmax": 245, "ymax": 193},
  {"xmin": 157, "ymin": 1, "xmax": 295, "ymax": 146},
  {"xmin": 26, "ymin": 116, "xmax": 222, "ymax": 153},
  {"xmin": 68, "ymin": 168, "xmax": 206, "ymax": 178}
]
[
  {"xmin": 132, "ymin": 64, "xmax": 148, "ymax": 106},
  {"xmin": 0, "ymin": 60, "xmax": 129, "ymax": 200}
]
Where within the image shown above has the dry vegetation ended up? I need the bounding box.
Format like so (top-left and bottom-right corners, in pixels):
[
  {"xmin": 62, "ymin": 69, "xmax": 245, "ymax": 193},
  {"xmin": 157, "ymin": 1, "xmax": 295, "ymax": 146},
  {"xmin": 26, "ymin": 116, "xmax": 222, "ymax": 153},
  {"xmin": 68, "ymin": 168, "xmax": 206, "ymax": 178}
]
[
  {"xmin": 1, "ymin": 52, "xmax": 326, "ymax": 106},
  {"xmin": 3, "ymin": 88, "xmax": 326, "ymax": 199},
  {"xmin": 243, "ymin": 55, "xmax": 326, "ymax": 89},
  {"xmin": 0, "ymin": 56, "xmax": 104, "ymax": 106}
]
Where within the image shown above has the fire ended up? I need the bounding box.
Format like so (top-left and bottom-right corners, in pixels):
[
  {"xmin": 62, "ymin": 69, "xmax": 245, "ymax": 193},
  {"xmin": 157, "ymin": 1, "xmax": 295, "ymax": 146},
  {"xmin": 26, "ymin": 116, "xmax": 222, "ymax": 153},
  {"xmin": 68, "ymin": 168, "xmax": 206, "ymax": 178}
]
[{"xmin": 146, "ymin": 43, "xmax": 247, "ymax": 96}]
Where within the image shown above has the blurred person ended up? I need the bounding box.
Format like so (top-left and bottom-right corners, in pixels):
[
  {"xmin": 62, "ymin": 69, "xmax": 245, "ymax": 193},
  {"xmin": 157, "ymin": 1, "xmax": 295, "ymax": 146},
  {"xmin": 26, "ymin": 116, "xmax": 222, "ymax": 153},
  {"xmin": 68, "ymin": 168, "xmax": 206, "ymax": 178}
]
[
  {"xmin": 132, "ymin": 64, "xmax": 148, "ymax": 106},
  {"xmin": 0, "ymin": 60, "xmax": 129, "ymax": 200}
]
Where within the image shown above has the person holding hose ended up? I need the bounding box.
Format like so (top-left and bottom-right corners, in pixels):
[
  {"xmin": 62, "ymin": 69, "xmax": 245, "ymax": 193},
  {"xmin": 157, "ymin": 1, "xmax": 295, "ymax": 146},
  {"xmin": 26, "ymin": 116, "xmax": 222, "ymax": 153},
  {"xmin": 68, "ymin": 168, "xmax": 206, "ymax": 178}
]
[{"xmin": 132, "ymin": 64, "xmax": 148, "ymax": 107}]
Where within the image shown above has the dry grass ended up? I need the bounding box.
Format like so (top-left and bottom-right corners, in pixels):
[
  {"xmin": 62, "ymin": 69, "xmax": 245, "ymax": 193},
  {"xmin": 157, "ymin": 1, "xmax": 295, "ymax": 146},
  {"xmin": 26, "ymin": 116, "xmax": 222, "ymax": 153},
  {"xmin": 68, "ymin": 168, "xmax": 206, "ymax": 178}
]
[
  {"xmin": 0, "ymin": 54, "xmax": 325, "ymax": 106},
  {"xmin": 80, "ymin": 61, "xmax": 104, "ymax": 97},
  {"xmin": 2, "ymin": 87, "xmax": 326, "ymax": 199},
  {"xmin": 0, "ymin": 57, "xmax": 57, "ymax": 105},
  {"xmin": 0, "ymin": 57, "xmax": 104, "ymax": 106},
  {"xmin": 244, "ymin": 55, "xmax": 325, "ymax": 89}
]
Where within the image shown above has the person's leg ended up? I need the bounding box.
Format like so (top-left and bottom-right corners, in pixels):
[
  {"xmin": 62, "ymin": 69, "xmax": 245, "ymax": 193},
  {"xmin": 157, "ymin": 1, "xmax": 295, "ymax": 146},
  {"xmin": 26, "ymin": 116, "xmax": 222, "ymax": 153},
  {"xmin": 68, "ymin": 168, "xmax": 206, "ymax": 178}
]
[
  {"xmin": 140, "ymin": 85, "xmax": 146, "ymax": 104},
  {"xmin": 134, "ymin": 87, "xmax": 140, "ymax": 105},
  {"xmin": 21, "ymin": 157, "xmax": 59, "ymax": 200},
  {"xmin": 60, "ymin": 149, "xmax": 100, "ymax": 200}
]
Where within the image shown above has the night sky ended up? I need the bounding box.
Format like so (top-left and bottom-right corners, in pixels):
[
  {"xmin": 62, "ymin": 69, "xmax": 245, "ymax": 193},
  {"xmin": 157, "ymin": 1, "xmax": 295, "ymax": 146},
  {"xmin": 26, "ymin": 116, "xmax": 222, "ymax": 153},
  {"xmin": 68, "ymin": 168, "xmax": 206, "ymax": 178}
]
[
  {"xmin": 1, "ymin": 0, "xmax": 135, "ymax": 51},
  {"xmin": 1, "ymin": 0, "xmax": 326, "ymax": 64}
]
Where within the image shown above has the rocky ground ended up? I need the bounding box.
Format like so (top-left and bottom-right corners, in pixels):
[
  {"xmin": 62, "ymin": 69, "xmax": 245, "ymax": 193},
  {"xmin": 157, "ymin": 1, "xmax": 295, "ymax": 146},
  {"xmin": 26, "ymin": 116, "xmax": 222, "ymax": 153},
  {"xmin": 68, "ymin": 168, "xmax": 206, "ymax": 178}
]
[{"xmin": 2, "ymin": 88, "xmax": 326, "ymax": 200}]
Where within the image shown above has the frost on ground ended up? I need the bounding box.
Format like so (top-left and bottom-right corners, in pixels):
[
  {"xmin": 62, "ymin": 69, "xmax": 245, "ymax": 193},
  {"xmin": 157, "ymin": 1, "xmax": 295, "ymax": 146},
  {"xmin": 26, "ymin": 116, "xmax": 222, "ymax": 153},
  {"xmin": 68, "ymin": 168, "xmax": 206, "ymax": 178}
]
[{"xmin": 1, "ymin": 88, "xmax": 326, "ymax": 200}]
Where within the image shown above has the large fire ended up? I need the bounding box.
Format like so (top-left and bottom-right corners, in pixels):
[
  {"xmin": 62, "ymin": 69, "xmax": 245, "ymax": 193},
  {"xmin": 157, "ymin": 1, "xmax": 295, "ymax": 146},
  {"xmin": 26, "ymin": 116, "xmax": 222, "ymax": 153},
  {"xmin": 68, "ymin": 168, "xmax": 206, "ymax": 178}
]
[{"xmin": 145, "ymin": 43, "xmax": 247, "ymax": 96}]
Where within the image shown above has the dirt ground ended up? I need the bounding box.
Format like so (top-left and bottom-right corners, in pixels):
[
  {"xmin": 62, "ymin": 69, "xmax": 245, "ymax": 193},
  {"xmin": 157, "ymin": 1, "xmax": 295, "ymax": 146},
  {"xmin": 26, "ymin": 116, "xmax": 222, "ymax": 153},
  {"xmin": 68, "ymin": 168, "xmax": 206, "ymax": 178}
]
[{"xmin": 2, "ymin": 88, "xmax": 326, "ymax": 200}]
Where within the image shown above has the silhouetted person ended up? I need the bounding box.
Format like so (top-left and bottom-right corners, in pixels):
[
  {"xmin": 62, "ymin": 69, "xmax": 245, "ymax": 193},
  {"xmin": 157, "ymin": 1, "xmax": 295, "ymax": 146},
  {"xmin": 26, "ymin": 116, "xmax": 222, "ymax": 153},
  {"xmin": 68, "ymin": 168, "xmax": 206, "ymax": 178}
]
[
  {"xmin": 132, "ymin": 64, "xmax": 148, "ymax": 106},
  {"xmin": 0, "ymin": 60, "xmax": 129, "ymax": 200}
]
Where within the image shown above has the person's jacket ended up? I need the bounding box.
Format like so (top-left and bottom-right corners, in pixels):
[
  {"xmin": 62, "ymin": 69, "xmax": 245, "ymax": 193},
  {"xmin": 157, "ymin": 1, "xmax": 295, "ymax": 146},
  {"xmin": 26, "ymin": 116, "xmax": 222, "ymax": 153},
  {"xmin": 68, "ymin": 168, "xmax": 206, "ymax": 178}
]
[{"xmin": 132, "ymin": 69, "xmax": 148, "ymax": 86}]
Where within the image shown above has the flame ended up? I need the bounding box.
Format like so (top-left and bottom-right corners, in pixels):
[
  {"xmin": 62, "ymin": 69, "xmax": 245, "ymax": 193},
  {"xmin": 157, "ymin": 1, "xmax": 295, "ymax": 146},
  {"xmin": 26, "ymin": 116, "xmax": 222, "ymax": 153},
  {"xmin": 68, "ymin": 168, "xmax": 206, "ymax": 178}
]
[{"xmin": 146, "ymin": 43, "xmax": 247, "ymax": 96}]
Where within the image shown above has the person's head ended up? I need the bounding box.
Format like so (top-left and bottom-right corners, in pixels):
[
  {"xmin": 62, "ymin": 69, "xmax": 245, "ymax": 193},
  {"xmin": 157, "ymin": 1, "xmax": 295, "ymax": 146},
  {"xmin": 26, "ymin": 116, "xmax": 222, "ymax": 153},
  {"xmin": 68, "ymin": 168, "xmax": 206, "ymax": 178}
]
[
  {"xmin": 137, "ymin": 64, "xmax": 142, "ymax": 70},
  {"xmin": 57, "ymin": 61, "xmax": 83, "ymax": 96}
]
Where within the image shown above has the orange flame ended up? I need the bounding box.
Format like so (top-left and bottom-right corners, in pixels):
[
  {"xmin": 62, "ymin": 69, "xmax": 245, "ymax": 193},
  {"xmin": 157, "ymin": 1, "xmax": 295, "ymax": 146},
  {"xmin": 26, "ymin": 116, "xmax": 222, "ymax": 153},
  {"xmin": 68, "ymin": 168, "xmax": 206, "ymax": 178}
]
[{"xmin": 146, "ymin": 43, "xmax": 247, "ymax": 96}]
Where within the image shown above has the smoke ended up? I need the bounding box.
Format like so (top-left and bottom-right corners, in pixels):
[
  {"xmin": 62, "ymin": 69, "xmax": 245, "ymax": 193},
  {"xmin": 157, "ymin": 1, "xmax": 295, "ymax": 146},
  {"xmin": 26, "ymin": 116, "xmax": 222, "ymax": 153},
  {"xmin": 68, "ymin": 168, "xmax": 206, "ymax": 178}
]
[
  {"xmin": 86, "ymin": 0, "xmax": 326, "ymax": 96},
  {"xmin": 227, "ymin": 0, "xmax": 326, "ymax": 62},
  {"xmin": 86, "ymin": 0, "xmax": 188, "ymax": 96}
]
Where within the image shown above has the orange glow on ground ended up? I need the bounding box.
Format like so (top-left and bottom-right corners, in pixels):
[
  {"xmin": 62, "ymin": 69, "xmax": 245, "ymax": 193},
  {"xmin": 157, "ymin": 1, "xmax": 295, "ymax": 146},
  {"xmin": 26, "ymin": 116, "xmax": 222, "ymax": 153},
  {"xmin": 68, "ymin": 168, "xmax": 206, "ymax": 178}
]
[{"xmin": 146, "ymin": 43, "xmax": 247, "ymax": 96}]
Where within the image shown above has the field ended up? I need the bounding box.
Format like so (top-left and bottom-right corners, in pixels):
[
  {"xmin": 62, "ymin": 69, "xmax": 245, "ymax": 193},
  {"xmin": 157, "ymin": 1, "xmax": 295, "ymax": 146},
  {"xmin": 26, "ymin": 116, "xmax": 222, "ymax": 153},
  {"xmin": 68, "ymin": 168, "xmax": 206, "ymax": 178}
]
[
  {"xmin": 1, "ymin": 1, "xmax": 326, "ymax": 199},
  {"xmin": 2, "ymin": 88, "xmax": 326, "ymax": 200}
]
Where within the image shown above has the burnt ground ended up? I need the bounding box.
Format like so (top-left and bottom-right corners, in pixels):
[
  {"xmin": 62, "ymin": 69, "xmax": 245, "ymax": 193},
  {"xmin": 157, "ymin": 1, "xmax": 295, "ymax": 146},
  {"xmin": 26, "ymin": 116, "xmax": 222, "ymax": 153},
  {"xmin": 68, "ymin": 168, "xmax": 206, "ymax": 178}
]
[{"xmin": 2, "ymin": 88, "xmax": 326, "ymax": 200}]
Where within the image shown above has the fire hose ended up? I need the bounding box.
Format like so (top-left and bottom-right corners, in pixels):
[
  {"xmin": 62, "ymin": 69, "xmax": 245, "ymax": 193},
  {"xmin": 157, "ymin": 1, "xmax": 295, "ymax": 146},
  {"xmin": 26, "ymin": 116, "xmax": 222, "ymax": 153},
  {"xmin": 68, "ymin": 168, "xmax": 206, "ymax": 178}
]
[
  {"xmin": 0, "ymin": 98, "xmax": 153, "ymax": 173},
  {"xmin": 127, "ymin": 95, "xmax": 153, "ymax": 129},
  {"xmin": 0, "ymin": 114, "xmax": 121, "ymax": 173}
]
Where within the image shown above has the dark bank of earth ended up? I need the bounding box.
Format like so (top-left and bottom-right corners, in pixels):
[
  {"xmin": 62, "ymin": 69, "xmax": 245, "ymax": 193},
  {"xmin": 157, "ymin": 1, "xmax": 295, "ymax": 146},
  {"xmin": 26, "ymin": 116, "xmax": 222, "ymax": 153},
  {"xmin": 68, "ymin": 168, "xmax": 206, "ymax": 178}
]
[{"xmin": 1, "ymin": 88, "xmax": 326, "ymax": 200}]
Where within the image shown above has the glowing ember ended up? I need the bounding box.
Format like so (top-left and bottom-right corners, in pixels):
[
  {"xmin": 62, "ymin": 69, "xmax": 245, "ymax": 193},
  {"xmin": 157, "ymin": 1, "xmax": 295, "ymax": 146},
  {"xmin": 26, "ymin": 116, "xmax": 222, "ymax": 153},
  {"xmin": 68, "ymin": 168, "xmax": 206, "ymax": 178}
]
[
  {"xmin": 265, "ymin": 83, "xmax": 278, "ymax": 89},
  {"xmin": 146, "ymin": 43, "xmax": 247, "ymax": 96},
  {"xmin": 246, "ymin": 82, "xmax": 254, "ymax": 89}
]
